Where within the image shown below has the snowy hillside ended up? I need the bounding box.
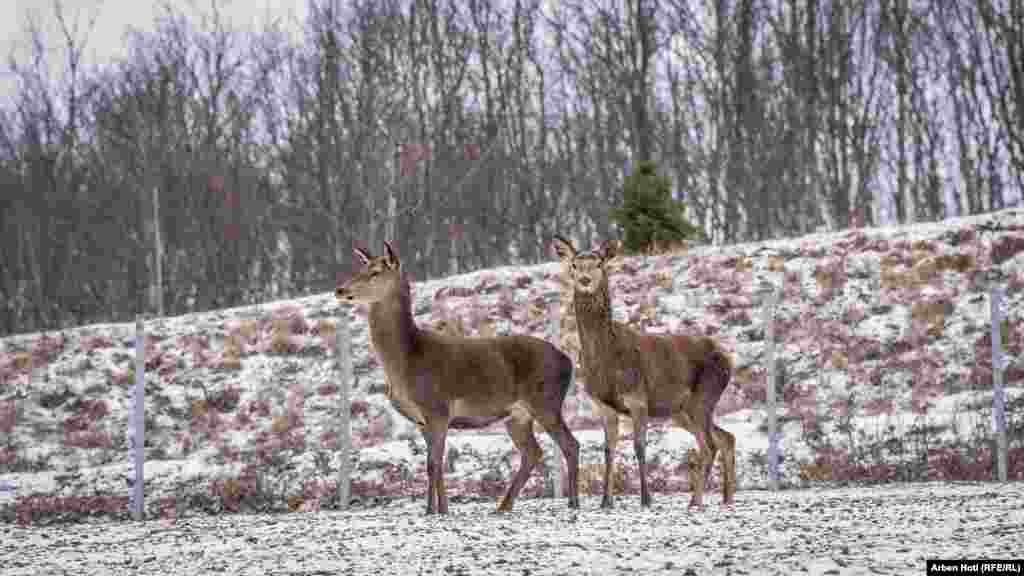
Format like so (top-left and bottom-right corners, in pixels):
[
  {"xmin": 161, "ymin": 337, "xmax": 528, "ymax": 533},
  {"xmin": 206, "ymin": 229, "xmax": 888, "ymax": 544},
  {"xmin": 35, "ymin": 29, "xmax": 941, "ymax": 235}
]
[{"xmin": 1, "ymin": 208, "xmax": 1023, "ymax": 523}]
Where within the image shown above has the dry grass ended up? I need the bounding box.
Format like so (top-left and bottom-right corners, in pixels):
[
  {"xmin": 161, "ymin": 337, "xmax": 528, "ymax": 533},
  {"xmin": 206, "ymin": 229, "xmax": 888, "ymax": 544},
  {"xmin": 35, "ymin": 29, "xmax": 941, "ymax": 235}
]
[
  {"xmin": 313, "ymin": 319, "xmax": 337, "ymax": 340},
  {"xmin": 798, "ymin": 459, "xmax": 834, "ymax": 483},
  {"xmin": 654, "ymin": 271, "xmax": 675, "ymax": 290},
  {"xmin": 11, "ymin": 352, "xmax": 33, "ymax": 372},
  {"xmin": 829, "ymin": 350, "xmax": 850, "ymax": 371},
  {"xmin": 217, "ymin": 331, "xmax": 245, "ymax": 370},
  {"xmin": 271, "ymin": 414, "xmax": 295, "ymax": 435},
  {"xmin": 269, "ymin": 319, "xmax": 298, "ymax": 355},
  {"xmin": 813, "ymin": 260, "xmax": 847, "ymax": 295},
  {"xmin": 910, "ymin": 253, "xmax": 975, "ymax": 290},
  {"xmin": 910, "ymin": 298, "xmax": 955, "ymax": 339},
  {"xmin": 191, "ymin": 399, "xmax": 209, "ymax": 421},
  {"xmin": 577, "ymin": 462, "xmax": 628, "ymax": 496},
  {"xmin": 236, "ymin": 320, "xmax": 260, "ymax": 344}
]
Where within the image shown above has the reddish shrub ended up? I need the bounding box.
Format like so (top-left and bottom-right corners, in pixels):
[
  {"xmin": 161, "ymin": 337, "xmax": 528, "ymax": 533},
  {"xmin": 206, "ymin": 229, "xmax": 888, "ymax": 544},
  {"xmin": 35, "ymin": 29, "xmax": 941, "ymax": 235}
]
[
  {"xmin": 209, "ymin": 385, "xmax": 242, "ymax": 413},
  {"xmin": 209, "ymin": 475, "xmax": 257, "ymax": 513},
  {"xmin": 317, "ymin": 382, "xmax": 339, "ymax": 397},
  {"xmin": 246, "ymin": 399, "xmax": 272, "ymax": 418},
  {"xmin": 496, "ymin": 288, "xmax": 516, "ymax": 320},
  {"xmin": 0, "ymin": 401, "xmax": 16, "ymax": 435},
  {"xmin": 144, "ymin": 350, "xmax": 165, "ymax": 371},
  {"xmin": 0, "ymin": 445, "xmax": 18, "ymax": 468},
  {"xmin": 81, "ymin": 334, "xmax": 115, "ymax": 353},
  {"xmin": 63, "ymin": 399, "xmax": 109, "ymax": 433},
  {"xmin": 110, "ymin": 367, "xmax": 133, "ymax": 389},
  {"xmin": 15, "ymin": 494, "xmax": 130, "ymax": 525},
  {"xmin": 64, "ymin": 429, "xmax": 114, "ymax": 450},
  {"xmin": 288, "ymin": 313, "xmax": 309, "ymax": 335},
  {"xmin": 350, "ymin": 399, "xmax": 371, "ymax": 417},
  {"xmin": 364, "ymin": 414, "xmax": 393, "ymax": 442},
  {"xmin": 863, "ymin": 396, "xmax": 895, "ymax": 417},
  {"xmin": 32, "ymin": 333, "xmax": 66, "ymax": 365},
  {"xmin": 991, "ymin": 235, "xmax": 1024, "ymax": 265},
  {"xmin": 320, "ymin": 430, "xmax": 339, "ymax": 450},
  {"xmin": 928, "ymin": 446, "xmax": 993, "ymax": 481},
  {"xmin": 217, "ymin": 440, "xmax": 241, "ymax": 463},
  {"xmin": 178, "ymin": 432, "xmax": 194, "ymax": 454},
  {"xmin": 234, "ymin": 409, "xmax": 253, "ymax": 429}
]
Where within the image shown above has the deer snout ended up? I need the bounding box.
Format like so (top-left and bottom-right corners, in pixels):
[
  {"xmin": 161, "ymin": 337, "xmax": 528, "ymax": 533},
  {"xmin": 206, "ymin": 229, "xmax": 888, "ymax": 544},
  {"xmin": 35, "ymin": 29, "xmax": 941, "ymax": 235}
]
[
  {"xmin": 335, "ymin": 286, "xmax": 351, "ymax": 301},
  {"xmin": 578, "ymin": 276, "xmax": 592, "ymax": 287}
]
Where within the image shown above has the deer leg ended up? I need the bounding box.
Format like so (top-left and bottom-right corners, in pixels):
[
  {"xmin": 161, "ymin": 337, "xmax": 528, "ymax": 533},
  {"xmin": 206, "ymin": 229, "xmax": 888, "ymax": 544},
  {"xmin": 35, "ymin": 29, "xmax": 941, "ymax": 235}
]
[
  {"xmin": 711, "ymin": 423, "xmax": 736, "ymax": 505},
  {"xmin": 420, "ymin": 426, "xmax": 437, "ymax": 515},
  {"xmin": 629, "ymin": 408, "xmax": 651, "ymax": 507},
  {"xmin": 534, "ymin": 410, "xmax": 580, "ymax": 510},
  {"xmin": 425, "ymin": 419, "xmax": 450, "ymax": 515},
  {"xmin": 673, "ymin": 411, "xmax": 710, "ymax": 509},
  {"xmin": 497, "ymin": 414, "xmax": 542, "ymax": 513},
  {"xmin": 702, "ymin": 426, "xmax": 720, "ymax": 490},
  {"xmin": 601, "ymin": 410, "xmax": 620, "ymax": 509}
]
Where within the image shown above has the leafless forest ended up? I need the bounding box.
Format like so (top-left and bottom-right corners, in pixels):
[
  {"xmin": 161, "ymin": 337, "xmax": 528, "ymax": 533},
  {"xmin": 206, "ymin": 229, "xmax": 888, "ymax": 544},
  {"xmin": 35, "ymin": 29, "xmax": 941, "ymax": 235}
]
[{"xmin": 1, "ymin": 0, "xmax": 1021, "ymax": 337}]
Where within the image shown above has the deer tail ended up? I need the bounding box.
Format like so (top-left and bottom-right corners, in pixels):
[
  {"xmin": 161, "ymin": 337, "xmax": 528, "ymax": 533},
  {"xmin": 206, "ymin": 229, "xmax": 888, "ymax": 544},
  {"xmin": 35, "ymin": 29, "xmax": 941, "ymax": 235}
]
[{"xmin": 700, "ymin": 339, "xmax": 733, "ymax": 425}]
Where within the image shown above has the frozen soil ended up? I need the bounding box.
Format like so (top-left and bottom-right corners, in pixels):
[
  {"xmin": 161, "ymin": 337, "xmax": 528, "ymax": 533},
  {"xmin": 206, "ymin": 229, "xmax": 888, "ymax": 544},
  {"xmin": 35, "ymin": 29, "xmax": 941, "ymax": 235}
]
[{"xmin": 2, "ymin": 482, "xmax": 1020, "ymax": 576}]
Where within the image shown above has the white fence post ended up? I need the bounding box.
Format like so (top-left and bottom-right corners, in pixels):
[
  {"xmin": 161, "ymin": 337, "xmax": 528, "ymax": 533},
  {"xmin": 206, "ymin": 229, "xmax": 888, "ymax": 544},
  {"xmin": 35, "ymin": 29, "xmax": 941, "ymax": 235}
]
[
  {"xmin": 336, "ymin": 313, "xmax": 352, "ymax": 509},
  {"xmin": 550, "ymin": 301, "xmax": 565, "ymax": 500},
  {"xmin": 763, "ymin": 287, "xmax": 780, "ymax": 491},
  {"xmin": 130, "ymin": 315, "xmax": 146, "ymax": 521},
  {"xmin": 990, "ymin": 282, "xmax": 1008, "ymax": 483}
]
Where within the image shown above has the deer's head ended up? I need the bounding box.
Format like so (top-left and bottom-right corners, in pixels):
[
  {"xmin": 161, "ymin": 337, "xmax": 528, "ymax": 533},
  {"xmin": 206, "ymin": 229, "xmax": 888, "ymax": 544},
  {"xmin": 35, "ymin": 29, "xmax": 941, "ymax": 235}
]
[
  {"xmin": 552, "ymin": 234, "xmax": 617, "ymax": 295},
  {"xmin": 336, "ymin": 241, "xmax": 402, "ymax": 304}
]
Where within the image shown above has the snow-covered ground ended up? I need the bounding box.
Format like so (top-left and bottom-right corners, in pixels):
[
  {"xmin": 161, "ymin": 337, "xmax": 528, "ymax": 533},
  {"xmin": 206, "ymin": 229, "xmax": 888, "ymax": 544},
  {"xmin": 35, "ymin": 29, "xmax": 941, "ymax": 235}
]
[
  {"xmin": 1, "ymin": 208, "xmax": 1023, "ymax": 524},
  {"xmin": 2, "ymin": 482, "xmax": 1020, "ymax": 575}
]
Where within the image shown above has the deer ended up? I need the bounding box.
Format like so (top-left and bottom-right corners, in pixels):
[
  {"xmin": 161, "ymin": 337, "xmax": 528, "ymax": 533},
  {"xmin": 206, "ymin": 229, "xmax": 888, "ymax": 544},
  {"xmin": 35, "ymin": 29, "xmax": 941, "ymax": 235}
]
[
  {"xmin": 552, "ymin": 235, "xmax": 736, "ymax": 509},
  {"xmin": 336, "ymin": 241, "xmax": 580, "ymax": 515}
]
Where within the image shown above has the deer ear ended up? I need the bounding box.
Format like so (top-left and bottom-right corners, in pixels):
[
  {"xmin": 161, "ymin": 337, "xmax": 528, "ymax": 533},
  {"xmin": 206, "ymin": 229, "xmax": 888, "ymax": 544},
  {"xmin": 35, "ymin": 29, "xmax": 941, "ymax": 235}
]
[
  {"xmin": 552, "ymin": 234, "xmax": 577, "ymax": 261},
  {"xmin": 383, "ymin": 240, "xmax": 400, "ymax": 269},
  {"xmin": 353, "ymin": 245, "xmax": 372, "ymax": 265}
]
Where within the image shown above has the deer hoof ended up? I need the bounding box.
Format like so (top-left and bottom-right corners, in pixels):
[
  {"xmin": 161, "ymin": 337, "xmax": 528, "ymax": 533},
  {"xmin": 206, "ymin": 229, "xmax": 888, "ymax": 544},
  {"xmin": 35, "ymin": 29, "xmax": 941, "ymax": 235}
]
[{"xmin": 600, "ymin": 497, "xmax": 614, "ymax": 509}]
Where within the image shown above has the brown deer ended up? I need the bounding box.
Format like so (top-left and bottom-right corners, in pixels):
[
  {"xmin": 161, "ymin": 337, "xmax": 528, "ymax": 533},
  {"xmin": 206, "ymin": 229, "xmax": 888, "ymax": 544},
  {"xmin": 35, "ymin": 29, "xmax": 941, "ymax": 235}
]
[
  {"xmin": 552, "ymin": 235, "xmax": 736, "ymax": 509},
  {"xmin": 336, "ymin": 241, "xmax": 580, "ymax": 514}
]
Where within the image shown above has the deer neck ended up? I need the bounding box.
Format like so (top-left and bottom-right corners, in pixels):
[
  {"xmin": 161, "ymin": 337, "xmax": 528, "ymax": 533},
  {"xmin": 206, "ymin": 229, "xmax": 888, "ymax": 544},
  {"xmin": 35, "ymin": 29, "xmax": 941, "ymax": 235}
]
[
  {"xmin": 573, "ymin": 282, "xmax": 616, "ymax": 366},
  {"xmin": 367, "ymin": 277, "xmax": 418, "ymax": 375}
]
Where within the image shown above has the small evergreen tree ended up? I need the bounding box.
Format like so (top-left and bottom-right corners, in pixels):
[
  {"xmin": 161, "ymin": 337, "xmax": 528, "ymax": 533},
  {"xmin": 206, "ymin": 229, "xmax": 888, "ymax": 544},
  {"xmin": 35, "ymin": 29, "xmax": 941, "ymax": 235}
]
[{"xmin": 611, "ymin": 161, "xmax": 704, "ymax": 254}]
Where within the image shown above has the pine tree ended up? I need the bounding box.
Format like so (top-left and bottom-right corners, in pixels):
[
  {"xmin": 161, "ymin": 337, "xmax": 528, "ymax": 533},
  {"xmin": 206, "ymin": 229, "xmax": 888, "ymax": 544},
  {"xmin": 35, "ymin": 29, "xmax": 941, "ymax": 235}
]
[{"xmin": 612, "ymin": 161, "xmax": 704, "ymax": 254}]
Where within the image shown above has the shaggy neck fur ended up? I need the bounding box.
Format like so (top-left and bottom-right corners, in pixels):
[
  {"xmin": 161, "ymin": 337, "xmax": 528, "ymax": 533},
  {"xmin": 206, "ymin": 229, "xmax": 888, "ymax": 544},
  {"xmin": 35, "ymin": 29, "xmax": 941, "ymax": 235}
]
[
  {"xmin": 368, "ymin": 276, "xmax": 418, "ymax": 375},
  {"xmin": 573, "ymin": 278, "xmax": 618, "ymax": 369}
]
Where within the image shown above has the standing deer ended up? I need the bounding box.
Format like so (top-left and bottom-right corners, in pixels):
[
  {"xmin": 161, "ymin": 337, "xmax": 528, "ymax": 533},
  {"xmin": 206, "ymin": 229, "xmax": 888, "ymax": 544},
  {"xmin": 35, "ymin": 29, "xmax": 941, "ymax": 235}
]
[
  {"xmin": 336, "ymin": 241, "xmax": 580, "ymax": 514},
  {"xmin": 552, "ymin": 235, "xmax": 736, "ymax": 509}
]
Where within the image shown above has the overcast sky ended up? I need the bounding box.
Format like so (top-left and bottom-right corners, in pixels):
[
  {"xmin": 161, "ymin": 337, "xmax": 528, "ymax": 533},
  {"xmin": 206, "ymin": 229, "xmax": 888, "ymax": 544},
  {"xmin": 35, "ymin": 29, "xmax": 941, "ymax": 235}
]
[{"xmin": 1, "ymin": 0, "xmax": 306, "ymax": 101}]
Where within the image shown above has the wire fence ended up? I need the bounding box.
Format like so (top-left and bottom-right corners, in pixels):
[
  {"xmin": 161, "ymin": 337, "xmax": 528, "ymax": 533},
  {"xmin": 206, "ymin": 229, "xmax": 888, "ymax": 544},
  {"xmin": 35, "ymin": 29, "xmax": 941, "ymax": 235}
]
[{"xmin": 0, "ymin": 261, "xmax": 1016, "ymax": 522}]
